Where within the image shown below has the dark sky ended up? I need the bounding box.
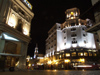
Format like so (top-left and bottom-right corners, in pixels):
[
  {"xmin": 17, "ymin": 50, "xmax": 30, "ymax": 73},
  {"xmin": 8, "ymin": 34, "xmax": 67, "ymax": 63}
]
[{"xmin": 27, "ymin": 0, "xmax": 94, "ymax": 57}]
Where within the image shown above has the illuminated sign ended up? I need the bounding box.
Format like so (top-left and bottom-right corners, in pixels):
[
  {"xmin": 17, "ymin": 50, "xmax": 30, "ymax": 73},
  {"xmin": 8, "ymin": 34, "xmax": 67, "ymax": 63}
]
[{"xmin": 23, "ymin": 0, "xmax": 32, "ymax": 10}]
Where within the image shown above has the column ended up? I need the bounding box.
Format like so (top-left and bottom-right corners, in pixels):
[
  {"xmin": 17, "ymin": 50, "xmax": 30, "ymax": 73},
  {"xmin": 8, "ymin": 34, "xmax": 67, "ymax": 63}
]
[
  {"xmin": 97, "ymin": 30, "xmax": 100, "ymax": 42},
  {"xmin": 0, "ymin": 31, "xmax": 5, "ymax": 53},
  {"xmin": 18, "ymin": 42, "xmax": 28, "ymax": 70}
]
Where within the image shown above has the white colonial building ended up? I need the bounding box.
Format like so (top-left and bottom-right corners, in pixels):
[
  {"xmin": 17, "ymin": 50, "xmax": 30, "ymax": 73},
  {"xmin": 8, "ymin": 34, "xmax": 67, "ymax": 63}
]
[{"xmin": 44, "ymin": 8, "xmax": 97, "ymax": 69}]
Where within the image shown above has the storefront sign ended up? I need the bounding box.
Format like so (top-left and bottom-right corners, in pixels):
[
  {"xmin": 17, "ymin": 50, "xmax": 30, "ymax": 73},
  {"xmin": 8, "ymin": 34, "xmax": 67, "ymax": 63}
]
[{"xmin": 23, "ymin": 0, "xmax": 32, "ymax": 9}]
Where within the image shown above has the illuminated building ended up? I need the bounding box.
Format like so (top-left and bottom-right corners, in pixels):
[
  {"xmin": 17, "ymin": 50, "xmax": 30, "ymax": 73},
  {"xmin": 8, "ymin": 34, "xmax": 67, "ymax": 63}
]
[
  {"xmin": 45, "ymin": 8, "xmax": 97, "ymax": 69},
  {"xmin": 0, "ymin": 0, "xmax": 34, "ymax": 69},
  {"xmin": 86, "ymin": 0, "xmax": 100, "ymax": 50},
  {"xmin": 34, "ymin": 44, "xmax": 39, "ymax": 59}
]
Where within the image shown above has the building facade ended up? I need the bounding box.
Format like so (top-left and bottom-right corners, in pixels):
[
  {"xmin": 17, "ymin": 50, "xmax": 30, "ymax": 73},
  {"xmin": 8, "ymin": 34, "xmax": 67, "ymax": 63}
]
[
  {"xmin": 0, "ymin": 0, "xmax": 34, "ymax": 69},
  {"xmin": 86, "ymin": 0, "xmax": 100, "ymax": 50},
  {"xmin": 45, "ymin": 8, "xmax": 97, "ymax": 69},
  {"xmin": 34, "ymin": 44, "xmax": 39, "ymax": 59}
]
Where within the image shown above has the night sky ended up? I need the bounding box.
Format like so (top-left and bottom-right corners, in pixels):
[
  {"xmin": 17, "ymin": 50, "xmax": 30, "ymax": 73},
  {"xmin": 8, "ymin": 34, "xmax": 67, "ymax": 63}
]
[{"xmin": 27, "ymin": 0, "xmax": 94, "ymax": 57}]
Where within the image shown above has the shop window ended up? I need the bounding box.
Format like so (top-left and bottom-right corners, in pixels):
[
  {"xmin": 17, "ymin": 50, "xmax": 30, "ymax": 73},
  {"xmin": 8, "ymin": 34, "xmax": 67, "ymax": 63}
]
[
  {"xmin": 78, "ymin": 52, "xmax": 83, "ymax": 56},
  {"xmin": 72, "ymin": 52, "xmax": 76, "ymax": 56},
  {"xmin": 60, "ymin": 55, "xmax": 61, "ymax": 58},
  {"xmin": 66, "ymin": 53, "xmax": 70, "ymax": 57},
  {"xmin": 89, "ymin": 53, "xmax": 92, "ymax": 56},
  {"xmin": 93, "ymin": 53, "xmax": 97, "ymax": 56},
  {"xmin": 84, "ymin": 52, "xmax": 88, "ymax": 56}
]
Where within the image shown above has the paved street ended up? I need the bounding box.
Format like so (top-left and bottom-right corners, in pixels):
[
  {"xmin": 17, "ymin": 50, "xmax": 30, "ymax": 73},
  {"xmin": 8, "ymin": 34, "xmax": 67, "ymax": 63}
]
[{"xmin": 0, "ymin": 70, "xmax": 100, "ymax": 75}]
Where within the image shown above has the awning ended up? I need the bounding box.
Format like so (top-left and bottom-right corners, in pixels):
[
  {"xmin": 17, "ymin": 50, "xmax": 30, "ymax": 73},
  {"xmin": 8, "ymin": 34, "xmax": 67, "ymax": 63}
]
[{"xmin": 0, "ymin": 53, "xmax": 21, "ymax": 57}]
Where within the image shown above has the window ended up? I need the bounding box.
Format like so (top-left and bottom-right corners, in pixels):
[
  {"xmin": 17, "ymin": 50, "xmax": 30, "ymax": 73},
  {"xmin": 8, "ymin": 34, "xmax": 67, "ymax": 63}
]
[
  {"xmin": 64, "ymin": 37, "xmax": 66, "ymax": 39},
  {"xmin": 72, "ymin": 41, "xmax": 77, "ymax": 44},
  {"xmin": 71, "ymin": 23, "xmax": 75, "ymax": 26},
  {"xmin": 83, "ymin": 34, "xmax": 86, "ymax": 37},
  {"xmin": 8, "ymin": 13, "xmax": 17, "ymax": 28},
  {"xmin": 84, "ymin": 52, "xmax": 88, "ymax": 56},
  {"xmin": 71, "ymin": 34, "xmax": 77, "ymax": 37},
  {"xmin": 51, "ymin": 40, "xmax": 53, "ymax": 42},
  {"xmin": 97, "ymin": 39, "xmax": 99, "ymax": 42},
  {"xmin": 62, "ymin": 54, "xmax": 64, "ymax": 58},
  {"xmin": 72, "ymin": 52, "xmax": 76, "ymax": 56},
  {"xmin": 82, "ymin": 28, "xmax": 85, "ymax": 30},
  {"xmin": 73, "ymin": 38, "xmax": 76, "ymax": 40},
  {"xmin": 71, "ymin": 28, "xmax": 76, "ymax": 31},
  {"xmin": 51, "ymin": 46, "xmax": 53, "ymax": 48},
  {"xmin": 63, "ymin": 31, "xmax": 65, "ymax": 33},
  {"xmin": 89, "ymin": 53, "xmax": 92, "ymax": 56},
  {"xmin": 56, "ymin": 56, "xmax": 59, "ymax": 59},
  {"xmin": 54, "ymin": 38, "xmax": 56, "ymax": 40},
  {"xmin": 60, "ymin": 55, "xmax": 61, "ymax": 58},
  {"xmin": 78, "ymin": 52, "xmax": 83, "ymax": 56},
  {"xmin": 93, "ymin": 53, "xmax": 97, "ymax": 56},
  {"xmin": 66, "ymin": 53, "xmax": 70, "ymax": 57},
  {"xmin": 84, "ymin": 41, "xmax": 86, "ymax": 44}
]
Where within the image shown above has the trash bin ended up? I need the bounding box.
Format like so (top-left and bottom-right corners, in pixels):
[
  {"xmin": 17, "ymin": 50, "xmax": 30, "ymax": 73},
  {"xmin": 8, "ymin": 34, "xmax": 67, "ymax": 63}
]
[{"xmin": 9, "ymin": 67, "xmax": 14, "ymax": 72}]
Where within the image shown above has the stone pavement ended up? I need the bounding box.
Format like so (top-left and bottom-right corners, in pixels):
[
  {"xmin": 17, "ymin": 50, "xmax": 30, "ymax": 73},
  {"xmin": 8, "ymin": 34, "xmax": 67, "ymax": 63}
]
[{"xmin": 0, "ymin": 70, "xmax": 100, "ymax": 75}]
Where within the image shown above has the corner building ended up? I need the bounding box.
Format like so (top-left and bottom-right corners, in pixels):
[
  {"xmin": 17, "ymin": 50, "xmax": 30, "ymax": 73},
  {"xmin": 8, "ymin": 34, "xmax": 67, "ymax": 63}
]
[
  {"xmin": 45, "ymin": 8, "xmax": 97, "ymax": 69},
  {"xmin": 0, "ymin": 0, "xmax": 34, "ymax": 69}
]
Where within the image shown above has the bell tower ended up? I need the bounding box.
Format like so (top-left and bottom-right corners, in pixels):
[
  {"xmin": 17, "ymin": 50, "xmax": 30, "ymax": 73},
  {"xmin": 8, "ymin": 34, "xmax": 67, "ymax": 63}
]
[
  {"xmin": 34, "ymin": 44, "xmax": 38, "ymax": 58},
  {"xmin": 65, "ymin": 8, "xmax": 80, "ymax": 20}
]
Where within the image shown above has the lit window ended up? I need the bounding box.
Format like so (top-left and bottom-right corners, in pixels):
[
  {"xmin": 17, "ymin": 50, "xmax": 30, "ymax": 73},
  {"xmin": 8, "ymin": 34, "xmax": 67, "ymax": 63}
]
[
  {"xmin": 89, "ymin": 53, "xmax": 92, "ymax": 56},
  {"xmin": 23, "ymin": 24, "xmax": 29, "ymax": 36},
  {"xmin": 8, "ymin": 13, "xmax": 17, "ymax": 28},
  {"xmin": 62, "ymin": 54, "xmax": 64, "ymax": 57},
  {"xmin": 93, "ymin": 53, "xmax": 97, "ymax": 56},
  {"xmin": 23, "ymin": 28, "xmax": 28, "ymax": 35},
  {"xmin": 60, "ymin": 55, "xmax": 61, "ymax": 58},
  {"xmin": 78, "ymin": 52, "xmax": 83, "ymax": 56},
  {"xmin": 79, "ymin": 23, "xmax": 81, "ymax": 25},
  {"xmin": 67, "ymin": 14, "xmax": 69, "ymax": 18},
  {"xmin": 76, "ymin": 12, "xmax": 78, "ymax": 16},
  {"xmin": 72, "ymin": 52, "xmax": 76, "ymax": 56},
  {"xmin": 84, "ymin": 52, "xmax": 88, "ymax": 56},
  {"xmin": 66, "ymin": 53, "xmax": 70, "ymax": 57}
]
